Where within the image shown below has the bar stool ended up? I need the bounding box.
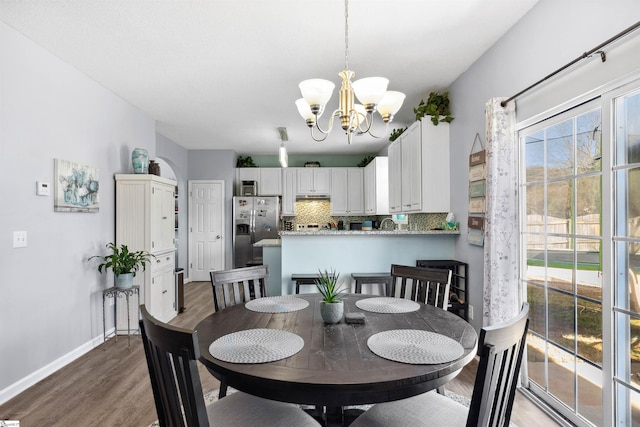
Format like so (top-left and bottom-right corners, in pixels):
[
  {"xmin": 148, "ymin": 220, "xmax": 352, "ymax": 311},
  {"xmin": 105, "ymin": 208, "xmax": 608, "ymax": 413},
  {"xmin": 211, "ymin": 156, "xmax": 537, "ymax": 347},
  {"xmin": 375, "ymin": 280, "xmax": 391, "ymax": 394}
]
[
  {"xmin": 291, "ymin": 273, "xmax": 320, "ymax": 294},
  {"xmin": 351, "ymin": 273, "xmax": 392, "ymax": 296}
]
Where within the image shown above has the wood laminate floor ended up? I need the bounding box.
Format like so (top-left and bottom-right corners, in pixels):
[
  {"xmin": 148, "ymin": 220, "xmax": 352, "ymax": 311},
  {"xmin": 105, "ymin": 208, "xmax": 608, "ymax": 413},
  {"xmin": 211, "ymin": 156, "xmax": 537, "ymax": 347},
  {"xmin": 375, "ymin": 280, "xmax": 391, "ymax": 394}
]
[{"xmin": 0, "ymin": 281, "xmax": 561, "ymax": 426}]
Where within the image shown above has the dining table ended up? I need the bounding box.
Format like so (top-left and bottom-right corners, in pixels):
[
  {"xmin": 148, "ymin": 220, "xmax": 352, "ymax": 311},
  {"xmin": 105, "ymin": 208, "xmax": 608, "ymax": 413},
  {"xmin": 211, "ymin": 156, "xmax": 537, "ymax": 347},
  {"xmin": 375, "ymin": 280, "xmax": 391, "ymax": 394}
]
[{"xmin": 196, "ymin": 293, "xmax": 478, "ymax": 427}]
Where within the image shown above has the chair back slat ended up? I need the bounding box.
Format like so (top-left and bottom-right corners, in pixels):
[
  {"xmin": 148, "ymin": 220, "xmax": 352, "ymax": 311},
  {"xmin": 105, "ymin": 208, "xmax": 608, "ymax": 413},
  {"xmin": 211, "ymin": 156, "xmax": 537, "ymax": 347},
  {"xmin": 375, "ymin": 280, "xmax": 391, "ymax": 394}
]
[
  {"xmin": 390, "ymin": 264, "xmax": 452, "ymax": 310},
  {"xmin": 210, "ymin": 265, "xmax": 269, "ymax": 312},
  {"xmin": 466, "ymin": 303, "xmax": 529, "ymax": 427},
  {"xmin": 139, "ymin": 305, "xmax": 210, "ymax": 427}
]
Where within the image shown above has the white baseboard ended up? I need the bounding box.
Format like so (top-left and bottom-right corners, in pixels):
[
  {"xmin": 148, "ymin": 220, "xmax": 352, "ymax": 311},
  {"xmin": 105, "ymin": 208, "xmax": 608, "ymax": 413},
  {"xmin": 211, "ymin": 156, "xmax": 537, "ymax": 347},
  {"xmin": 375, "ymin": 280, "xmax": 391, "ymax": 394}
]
[{"xmin": 0, "ymin": 330, "xmax": 112, "ymax": 405}]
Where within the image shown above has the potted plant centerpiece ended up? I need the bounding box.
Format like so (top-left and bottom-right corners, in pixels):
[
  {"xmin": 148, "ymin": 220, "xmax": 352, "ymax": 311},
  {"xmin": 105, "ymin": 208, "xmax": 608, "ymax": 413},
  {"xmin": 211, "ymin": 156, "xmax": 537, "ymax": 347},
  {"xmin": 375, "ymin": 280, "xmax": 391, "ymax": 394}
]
[
  {"xmin": 89, "ymin": 242, "xmax": 154, "ymax": 289},
  {"xmin": 315, "ymin": 269, "xmax": 346, "ymax": 324}
]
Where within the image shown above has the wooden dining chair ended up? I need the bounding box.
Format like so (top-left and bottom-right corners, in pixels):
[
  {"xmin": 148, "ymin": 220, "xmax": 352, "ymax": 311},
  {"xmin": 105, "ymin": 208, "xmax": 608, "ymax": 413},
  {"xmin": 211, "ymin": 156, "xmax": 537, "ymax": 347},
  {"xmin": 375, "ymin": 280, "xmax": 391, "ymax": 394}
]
[
  {"xmin": 390, "ymin": 264, "xmax": 452, "ymax": 310},
  {"xmin": 209, "ymin": 265, "xmax": 269, "ymax": 312},
  {"xmin": 209, "ymin": 264, "xmax": 269, "ymax": 398},
  {"xmin": 350, "ymin": 303, "xmax": 530, "ymax": 427},
  {"xmin": 139, "ymin": 305, "xmax": 320, "ymax": 427}
]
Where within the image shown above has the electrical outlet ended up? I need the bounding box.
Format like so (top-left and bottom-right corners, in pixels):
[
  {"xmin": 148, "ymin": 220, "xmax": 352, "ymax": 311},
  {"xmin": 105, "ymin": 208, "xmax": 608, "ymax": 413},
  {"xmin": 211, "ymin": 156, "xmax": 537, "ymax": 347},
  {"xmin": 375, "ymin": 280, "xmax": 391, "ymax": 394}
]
[
  {"xmin": 468, "ymin": 304, "xmax": 474, "ymax": 320},
  {"xmin": 13, "ymin": 231, "xmax": 27, "ymax": 248}
]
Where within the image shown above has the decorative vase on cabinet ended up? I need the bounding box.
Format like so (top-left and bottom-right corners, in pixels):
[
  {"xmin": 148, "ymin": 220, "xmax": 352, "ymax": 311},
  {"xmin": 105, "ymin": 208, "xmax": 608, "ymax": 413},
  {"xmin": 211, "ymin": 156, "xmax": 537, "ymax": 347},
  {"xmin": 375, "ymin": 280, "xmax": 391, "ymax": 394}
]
[{"xmin": 132, "ymin": 147, "xmax": 149, "ymax": 174}]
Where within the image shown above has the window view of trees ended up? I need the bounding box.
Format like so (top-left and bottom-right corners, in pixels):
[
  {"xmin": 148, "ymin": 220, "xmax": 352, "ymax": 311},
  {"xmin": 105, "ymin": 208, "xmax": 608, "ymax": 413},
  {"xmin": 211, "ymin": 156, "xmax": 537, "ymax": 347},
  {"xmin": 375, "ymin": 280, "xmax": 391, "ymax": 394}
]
[{"xmin": 522, "ymin": 107, "xmax": 604, "ymax": 425}]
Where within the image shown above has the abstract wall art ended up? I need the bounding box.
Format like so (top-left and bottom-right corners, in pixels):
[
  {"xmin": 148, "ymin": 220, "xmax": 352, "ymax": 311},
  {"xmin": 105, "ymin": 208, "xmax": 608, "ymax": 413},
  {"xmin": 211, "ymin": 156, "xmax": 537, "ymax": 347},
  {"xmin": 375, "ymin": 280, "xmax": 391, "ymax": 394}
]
[{"xmin": 54, "ymin": 158, "xmax": 99, "ymax": 212}]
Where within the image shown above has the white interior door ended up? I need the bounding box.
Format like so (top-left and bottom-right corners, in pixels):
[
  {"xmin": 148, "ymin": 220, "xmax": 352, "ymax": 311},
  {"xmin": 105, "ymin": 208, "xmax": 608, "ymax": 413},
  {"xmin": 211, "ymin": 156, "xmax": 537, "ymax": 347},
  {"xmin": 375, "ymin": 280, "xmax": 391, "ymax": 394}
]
[{"xmin": 189, "ymin": 180, "xmax": 224, "ymax": 281}]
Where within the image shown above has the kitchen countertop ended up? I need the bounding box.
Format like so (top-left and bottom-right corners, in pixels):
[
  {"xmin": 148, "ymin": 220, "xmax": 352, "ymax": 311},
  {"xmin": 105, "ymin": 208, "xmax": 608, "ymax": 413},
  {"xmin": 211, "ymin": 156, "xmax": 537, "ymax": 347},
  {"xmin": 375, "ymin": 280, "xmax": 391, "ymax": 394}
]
[
  {"xmin": 253, "ymin": 238, "xmax": 282, "ymax": 247},
  {"xmin": 279, "ymin": 230, "xmax": 460, "ymax": 236}
]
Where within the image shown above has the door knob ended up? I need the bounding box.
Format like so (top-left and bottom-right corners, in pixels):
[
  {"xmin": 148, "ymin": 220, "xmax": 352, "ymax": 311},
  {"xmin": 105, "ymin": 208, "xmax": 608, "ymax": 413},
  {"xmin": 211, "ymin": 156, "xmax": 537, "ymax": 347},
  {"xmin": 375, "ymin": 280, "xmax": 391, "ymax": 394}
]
[{"xmin": 216, "ymin": 235, "xmax": 221, "ymax": 239}]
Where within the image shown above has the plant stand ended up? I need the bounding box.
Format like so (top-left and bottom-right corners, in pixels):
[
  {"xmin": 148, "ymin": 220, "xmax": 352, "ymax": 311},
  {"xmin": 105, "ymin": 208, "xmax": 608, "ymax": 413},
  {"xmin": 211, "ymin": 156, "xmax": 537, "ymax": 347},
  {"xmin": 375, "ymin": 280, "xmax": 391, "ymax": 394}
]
[{"xmin": 102, "ymin": 285, "xmax": 140, "ymax": 348}]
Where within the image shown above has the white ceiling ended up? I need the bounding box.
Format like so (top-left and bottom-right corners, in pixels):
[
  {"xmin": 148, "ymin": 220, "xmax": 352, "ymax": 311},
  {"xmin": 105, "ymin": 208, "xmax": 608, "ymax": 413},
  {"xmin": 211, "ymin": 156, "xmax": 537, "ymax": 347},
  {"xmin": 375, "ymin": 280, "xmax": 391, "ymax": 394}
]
[{"xmin": 0, "ymin": 0, "xmax": 538, "ymax": 155}]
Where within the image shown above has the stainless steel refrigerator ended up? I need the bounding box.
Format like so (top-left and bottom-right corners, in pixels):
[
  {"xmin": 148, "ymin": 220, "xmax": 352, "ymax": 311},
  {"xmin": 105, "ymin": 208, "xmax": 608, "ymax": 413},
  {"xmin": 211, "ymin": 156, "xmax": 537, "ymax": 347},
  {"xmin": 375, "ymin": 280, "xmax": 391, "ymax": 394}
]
[{"xmin": 233, "ymin": 196, "xmax": 280, "ymax": 268}]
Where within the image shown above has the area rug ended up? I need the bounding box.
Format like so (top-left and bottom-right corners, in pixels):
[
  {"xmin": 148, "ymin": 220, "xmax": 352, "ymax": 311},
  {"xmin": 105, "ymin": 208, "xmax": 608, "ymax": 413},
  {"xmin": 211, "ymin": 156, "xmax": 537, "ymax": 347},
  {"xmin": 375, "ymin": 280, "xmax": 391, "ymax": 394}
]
[{"xmin": 149, "ymin": 388, "xmax": 471, "ymax": 426}]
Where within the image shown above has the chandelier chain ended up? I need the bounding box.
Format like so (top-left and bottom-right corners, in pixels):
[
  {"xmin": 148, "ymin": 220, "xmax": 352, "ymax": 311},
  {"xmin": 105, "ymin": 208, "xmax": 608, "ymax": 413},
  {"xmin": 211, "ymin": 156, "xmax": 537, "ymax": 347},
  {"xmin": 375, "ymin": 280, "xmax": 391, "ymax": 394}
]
[{"xmin": 344, "ymin": 0, "xmax": 349, "ymax": 70}]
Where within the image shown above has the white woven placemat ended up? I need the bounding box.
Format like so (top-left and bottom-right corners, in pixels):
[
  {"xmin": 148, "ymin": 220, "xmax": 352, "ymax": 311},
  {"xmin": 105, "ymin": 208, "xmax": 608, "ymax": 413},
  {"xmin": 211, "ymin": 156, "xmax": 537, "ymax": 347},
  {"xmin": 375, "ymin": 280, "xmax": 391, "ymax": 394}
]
[
  {"xmin": 209, "ymin": 328, "xmax": 304, "ymax": 364},
  {"xmin": 245, "ymin": 296, "xmax": 309, "ymax": 313},
  {"xmin": 355, "ymin": 297, "xmax": 420, "ymax": 313},
  {"xmin": 367, "ymin": 329, "xmax": 464, "ymax": 364}
]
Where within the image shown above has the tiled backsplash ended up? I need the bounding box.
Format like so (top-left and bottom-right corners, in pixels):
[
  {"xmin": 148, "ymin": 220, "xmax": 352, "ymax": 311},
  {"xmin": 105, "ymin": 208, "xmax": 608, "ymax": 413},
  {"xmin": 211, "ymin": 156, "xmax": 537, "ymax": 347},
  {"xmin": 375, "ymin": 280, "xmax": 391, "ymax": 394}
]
[{"xmin": 283, "ymin": 200, "xmax": 447, "ymax": 230}]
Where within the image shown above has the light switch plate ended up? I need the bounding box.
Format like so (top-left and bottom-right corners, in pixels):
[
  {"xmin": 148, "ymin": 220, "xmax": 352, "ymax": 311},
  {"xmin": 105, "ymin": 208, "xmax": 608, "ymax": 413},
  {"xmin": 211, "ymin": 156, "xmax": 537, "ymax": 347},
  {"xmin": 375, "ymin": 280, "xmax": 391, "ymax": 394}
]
[
  {"xmin": 36, "ymin": 181, "xmax": 50, "ymax": 196},
  {"xmin": 13, "ymin": 231, "xmax": 27, "ymax": 248}
]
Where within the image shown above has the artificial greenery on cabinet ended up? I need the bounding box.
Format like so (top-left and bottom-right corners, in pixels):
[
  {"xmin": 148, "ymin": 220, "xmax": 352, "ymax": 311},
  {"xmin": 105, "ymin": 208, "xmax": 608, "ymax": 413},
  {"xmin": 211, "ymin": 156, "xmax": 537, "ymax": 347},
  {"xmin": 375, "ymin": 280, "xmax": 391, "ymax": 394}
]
[{"xmin": 414, "ymin": 91, "xmax": 454, "ymax": 125}]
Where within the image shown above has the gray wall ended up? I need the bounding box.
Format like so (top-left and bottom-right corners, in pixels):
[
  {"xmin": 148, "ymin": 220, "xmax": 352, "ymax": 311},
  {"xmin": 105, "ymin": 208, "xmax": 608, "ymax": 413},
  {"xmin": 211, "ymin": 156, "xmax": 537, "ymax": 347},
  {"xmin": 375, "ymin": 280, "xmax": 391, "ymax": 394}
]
[
  {"xmin": 448, "ymin": 0, "xmax": 640, "ymax": 331},
  {"xmin": 0, "ymin": 21, "xmax": 156, "ymax": 398}
]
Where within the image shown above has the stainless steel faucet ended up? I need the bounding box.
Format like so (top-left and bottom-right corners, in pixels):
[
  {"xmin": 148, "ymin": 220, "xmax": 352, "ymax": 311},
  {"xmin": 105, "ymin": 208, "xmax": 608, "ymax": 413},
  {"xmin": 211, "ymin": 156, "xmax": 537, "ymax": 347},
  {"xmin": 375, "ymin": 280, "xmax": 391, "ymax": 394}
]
[{"xmin": 379, "ymin": 218, "xmax": 395, "ymax": 230}]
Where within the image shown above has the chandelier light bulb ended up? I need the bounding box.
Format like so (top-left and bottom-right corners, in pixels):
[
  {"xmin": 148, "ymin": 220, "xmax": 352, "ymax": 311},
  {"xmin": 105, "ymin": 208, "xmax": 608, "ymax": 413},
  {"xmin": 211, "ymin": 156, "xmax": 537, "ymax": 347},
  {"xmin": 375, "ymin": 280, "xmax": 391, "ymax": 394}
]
[
  {"xmin": 352, "ymin": 77, "xmax": 389, "ymax": 110},
  {"xmin": 299, "ymin": 79, "xmax": 335, "ymax": 112},
  {"xmin": 377, "ymin": 91, "xmax": 406, "ymax": 122}
]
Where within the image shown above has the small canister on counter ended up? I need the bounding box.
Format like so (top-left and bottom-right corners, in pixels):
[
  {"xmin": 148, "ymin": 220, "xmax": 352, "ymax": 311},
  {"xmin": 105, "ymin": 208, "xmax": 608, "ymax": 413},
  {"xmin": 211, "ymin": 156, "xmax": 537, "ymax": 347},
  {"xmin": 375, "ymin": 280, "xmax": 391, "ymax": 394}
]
[{"xmin": 362, "ymin": 221, "xmax": 373, "ymax": 231}]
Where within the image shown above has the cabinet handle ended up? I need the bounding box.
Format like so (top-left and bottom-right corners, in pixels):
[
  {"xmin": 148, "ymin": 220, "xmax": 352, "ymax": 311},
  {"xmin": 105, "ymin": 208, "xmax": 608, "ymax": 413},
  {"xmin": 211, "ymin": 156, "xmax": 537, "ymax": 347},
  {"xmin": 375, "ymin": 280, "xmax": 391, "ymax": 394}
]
[
  {"xmin": 162, "ymin": 216, "xmax": 168, "ymax": 219},
  {"xmin": 162, "ymin": 290, "xmax": 167, "ymax": 294},
  {"xmin": 156, "ymin": 259, "xmax": 161, "ymax": 263}
]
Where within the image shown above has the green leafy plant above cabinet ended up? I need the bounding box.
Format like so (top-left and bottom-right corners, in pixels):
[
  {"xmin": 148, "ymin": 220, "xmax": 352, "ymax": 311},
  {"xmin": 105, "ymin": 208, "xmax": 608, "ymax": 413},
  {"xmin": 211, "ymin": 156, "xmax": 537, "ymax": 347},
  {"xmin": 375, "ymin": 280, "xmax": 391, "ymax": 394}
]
[
  {"xmin": 389, "ymin": 127, "xmax": 407, "ymax": 142},
  {"xmin": 414, "ymin": 91, "xmax": 454, "ymax": 126},
  {"xmin": 357, "ymin": 155, "xmax": 375, "ymax": 167},
  {"xmin": 236, "ymin": 156, "xmax": 257, "ymax": 167}
]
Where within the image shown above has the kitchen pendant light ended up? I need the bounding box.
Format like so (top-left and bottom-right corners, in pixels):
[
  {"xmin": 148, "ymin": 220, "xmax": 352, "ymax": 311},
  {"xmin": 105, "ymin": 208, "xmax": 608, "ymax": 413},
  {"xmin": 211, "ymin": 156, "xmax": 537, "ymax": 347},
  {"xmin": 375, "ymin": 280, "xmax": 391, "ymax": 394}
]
[
  {"xmin": 277, "ymin": 127, "xmax": 288, "ymax": 168},
  {"xmin": 296, "ymin": 0, "xmax": 405, "ymax": 144}
]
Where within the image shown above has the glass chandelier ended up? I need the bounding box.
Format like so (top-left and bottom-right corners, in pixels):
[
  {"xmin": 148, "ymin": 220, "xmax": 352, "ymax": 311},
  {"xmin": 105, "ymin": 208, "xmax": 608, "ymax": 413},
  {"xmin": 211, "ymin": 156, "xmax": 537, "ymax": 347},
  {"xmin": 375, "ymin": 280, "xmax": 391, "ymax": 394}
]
[{"xmin": 295, "ymin": 0, "xmax": 405, "ymax": 144}]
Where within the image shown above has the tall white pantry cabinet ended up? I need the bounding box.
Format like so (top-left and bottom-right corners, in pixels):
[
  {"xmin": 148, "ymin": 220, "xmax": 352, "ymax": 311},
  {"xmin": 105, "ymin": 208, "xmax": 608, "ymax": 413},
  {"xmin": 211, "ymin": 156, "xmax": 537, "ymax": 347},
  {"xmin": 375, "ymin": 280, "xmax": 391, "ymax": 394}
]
[{"xmin": 115, "ymin": 174, "xmax": 177, "ymax": 323}]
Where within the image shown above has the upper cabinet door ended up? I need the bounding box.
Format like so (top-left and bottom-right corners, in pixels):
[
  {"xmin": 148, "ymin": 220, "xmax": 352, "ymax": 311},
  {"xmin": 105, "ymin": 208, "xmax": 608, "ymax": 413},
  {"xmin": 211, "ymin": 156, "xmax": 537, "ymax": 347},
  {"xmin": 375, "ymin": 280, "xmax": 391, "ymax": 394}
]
[
  {"xmin": 388, "ymin": 140, "xmax": 402, "ymax": 213},
  {"xmin": 259, "ymin": 168, "xmax": 282, "ymax": 196},
  {"xmin": 364, "ymin": 157, "xmax": 389, "ymax": 215},
  {"xmin": 152, "ymin": 181, "xmax": 177, "ymax": 253},
  {"xmin": 296, "ymin": 168, "xmax": 331, "ymax": 195}
]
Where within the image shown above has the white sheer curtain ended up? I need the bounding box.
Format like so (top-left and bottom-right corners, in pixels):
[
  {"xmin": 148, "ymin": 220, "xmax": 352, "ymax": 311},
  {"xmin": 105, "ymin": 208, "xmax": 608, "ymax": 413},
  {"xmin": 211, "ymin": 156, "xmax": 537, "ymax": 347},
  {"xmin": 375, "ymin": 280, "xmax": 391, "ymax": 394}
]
[{"xmin": 483, "ymin": 97, "xmax": 519, "ymax": 326}]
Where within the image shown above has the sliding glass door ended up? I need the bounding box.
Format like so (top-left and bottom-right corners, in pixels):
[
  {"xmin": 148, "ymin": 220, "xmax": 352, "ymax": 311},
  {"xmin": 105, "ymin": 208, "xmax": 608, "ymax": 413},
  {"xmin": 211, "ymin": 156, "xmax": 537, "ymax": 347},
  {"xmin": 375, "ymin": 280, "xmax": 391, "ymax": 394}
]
[
  {"xmin": 520, "ymin": 80, "xmax": 640, "ymax": 426},
  {"xmin": 521, "ymin": 101, "xmax": 604, "ymax": 427},
  {"xmin": 612, "ymin": 87, "xmax": 640, "ymax": 426}
]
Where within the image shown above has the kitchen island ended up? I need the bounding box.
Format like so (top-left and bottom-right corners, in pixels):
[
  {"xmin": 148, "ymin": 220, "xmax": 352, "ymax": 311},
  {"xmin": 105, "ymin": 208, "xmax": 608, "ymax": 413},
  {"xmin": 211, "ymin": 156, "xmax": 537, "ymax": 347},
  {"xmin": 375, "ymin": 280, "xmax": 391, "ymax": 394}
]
[{"xmin": 266, "ymin": 230, "xmax": 459, "ymax": 295}]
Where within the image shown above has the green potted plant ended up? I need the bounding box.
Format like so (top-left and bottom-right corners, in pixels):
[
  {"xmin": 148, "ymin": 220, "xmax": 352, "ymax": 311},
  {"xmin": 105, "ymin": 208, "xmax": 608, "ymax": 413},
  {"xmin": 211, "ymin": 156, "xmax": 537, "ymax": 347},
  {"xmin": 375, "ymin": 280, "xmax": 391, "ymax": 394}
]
[
  {"xmin": 315, "ymin": 269, "xmax": 346, "ymax": 323},
  {"xmin": 89, "ymin": 242, "xmax": 155, "ymax": 289},
  {"xmin": 414, "ymin": 91, "xmax": 454, "ymax": 125}
]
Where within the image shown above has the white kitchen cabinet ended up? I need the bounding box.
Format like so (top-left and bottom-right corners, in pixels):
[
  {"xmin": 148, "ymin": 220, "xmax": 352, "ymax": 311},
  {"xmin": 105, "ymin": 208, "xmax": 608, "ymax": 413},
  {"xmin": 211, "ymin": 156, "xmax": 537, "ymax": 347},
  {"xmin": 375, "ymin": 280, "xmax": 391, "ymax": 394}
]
[
  {"xmin": 259, "ymin": 168, "xmax": 282, "ymax": 195},
  {"xmin": 115, "ymin": 174, "xmax": 177, "ymax": 323},
  {"xmin": 282, "ymin": 168, "xmax": 297, "ymax": 215},
  {"xmin": 401, "ymin": 122, "xmax": 422, "ymax": 212},
  {"xmin": 236, "ymin": 168, "xmax": 282, "ymax": 196},
  {"xmin": 296, "ymin": 168, "xmax": 331, "ymax": 195},
  {"xmin": 149, "ymin": 251, "xmax": 176, "ymax": 321},
  {"xmin": 364, "ymin": 157, "xmax": 389, "ymax": 215},
  {"xmin": 387, "ymin": 121, "xmax": 450, "ymax": 213},
  {"xmin": 388, "ymin": 140, "xmax": 402, "ymax": 213},
  {"xmin": 331, "ymin": 168, "xmax": 364, "ymax": 215}
]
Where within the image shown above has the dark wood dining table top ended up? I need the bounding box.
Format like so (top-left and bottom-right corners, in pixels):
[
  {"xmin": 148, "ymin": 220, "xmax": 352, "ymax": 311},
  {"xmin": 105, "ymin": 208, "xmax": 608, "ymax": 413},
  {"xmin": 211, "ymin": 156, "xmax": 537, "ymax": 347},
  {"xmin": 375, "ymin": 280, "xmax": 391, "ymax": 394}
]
[{"xmin": 196, "ymin": 294, "xmax": 478, "ymax": 408}]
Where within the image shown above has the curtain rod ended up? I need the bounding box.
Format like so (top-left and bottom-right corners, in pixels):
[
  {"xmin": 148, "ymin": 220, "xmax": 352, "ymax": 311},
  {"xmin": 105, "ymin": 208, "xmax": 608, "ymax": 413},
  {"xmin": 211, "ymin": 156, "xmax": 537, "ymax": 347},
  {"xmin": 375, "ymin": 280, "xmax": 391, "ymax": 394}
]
[{"xmin": 501, "ymin": 20, "xmax": 640, "ymax": 107}]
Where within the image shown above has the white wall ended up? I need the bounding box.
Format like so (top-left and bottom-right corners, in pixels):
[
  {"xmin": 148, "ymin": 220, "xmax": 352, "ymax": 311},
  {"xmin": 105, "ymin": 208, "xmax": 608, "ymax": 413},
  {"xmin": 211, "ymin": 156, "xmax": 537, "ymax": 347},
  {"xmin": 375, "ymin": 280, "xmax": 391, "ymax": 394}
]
[
  {"xmin": 0, "ymin": 21, "xmax": 156, "ymax": 401},
  {"xmin": 448, "ymin": 0, "xmax": 640, "ymax": 331}
]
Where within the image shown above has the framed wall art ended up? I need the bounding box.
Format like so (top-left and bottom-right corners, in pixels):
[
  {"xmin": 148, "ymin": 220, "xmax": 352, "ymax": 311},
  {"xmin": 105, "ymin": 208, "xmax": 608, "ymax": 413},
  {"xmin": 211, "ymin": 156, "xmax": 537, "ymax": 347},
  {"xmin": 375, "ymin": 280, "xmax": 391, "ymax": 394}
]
[
  {"xmin": 468, "ymin": 133, "xmax": 485, "ymax": 246},
  {"xmin": 54, "ymin": 158, "xmax": 99, "ymax": 212}
]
